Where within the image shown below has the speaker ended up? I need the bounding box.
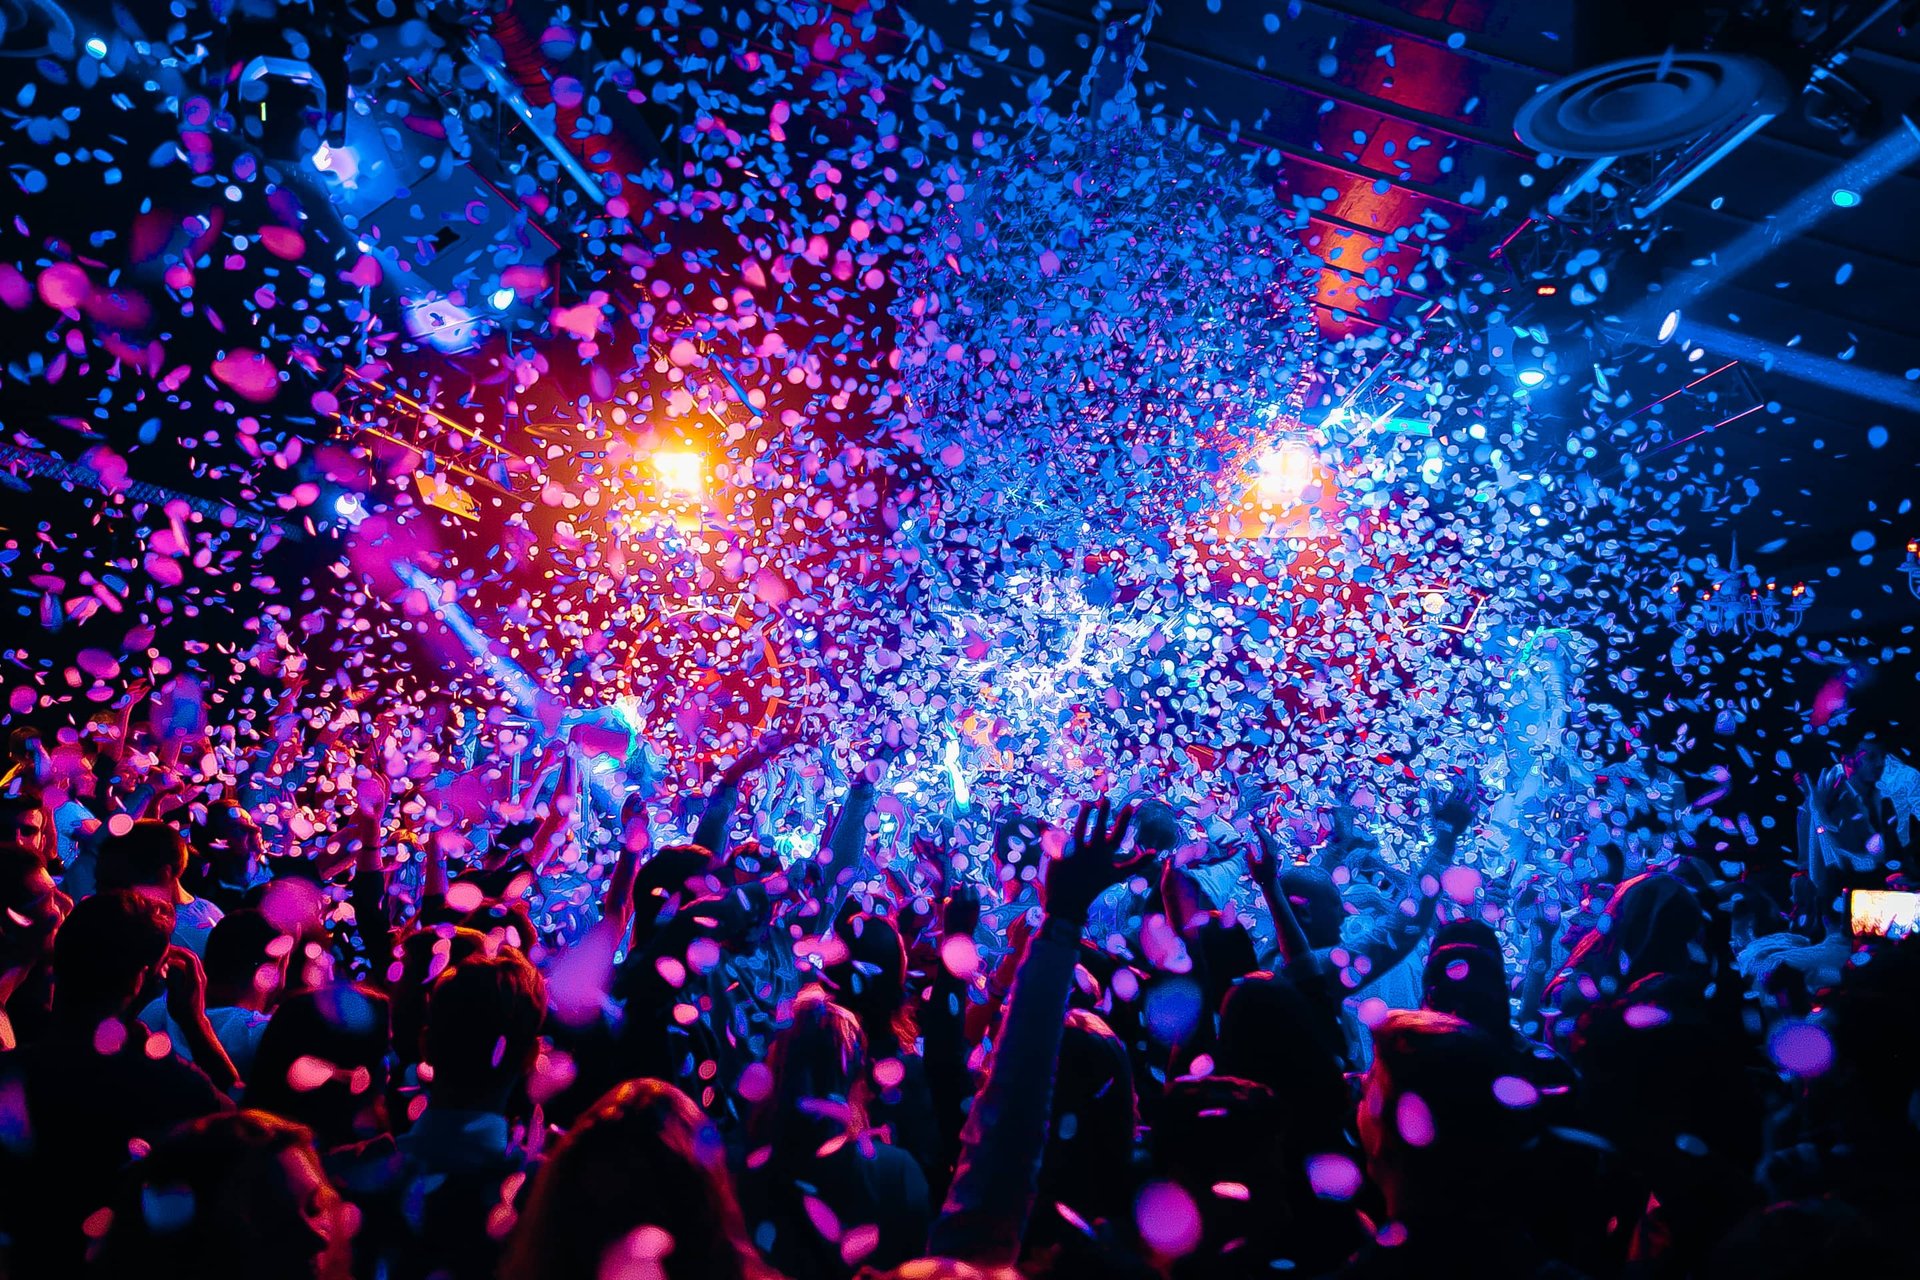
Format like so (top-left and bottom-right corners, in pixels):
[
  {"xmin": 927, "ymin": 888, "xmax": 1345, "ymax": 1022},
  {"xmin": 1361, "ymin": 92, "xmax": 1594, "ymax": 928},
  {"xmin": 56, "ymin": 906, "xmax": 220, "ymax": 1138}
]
[{"xmin": 1514, "ymin": 53, "xmax": 1789, "ymax": 158}]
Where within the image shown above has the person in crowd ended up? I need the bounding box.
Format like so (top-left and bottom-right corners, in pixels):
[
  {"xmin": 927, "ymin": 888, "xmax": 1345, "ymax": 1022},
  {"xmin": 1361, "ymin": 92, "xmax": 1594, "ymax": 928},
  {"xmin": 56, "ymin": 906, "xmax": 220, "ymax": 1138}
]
[
  {"xmin": 502, "ymin": 1078, "xmax": 782, "ymax": 1280},
  {"xmin": 389, "ymin": 948, "xmax": 548, "ymax": 1280},
  {"xmin": 737, "ymin": 990, "xmax": 932, "ymax": 1278},
  {"xmin": 0, "ymin": 890, "xmax": 234, "ymax": 1273},
  {"xmin": 195, "ymin": 908, "xmax": 288, "ymax": 1077},
  {"xmin": 189, "ymin": 798, "xmax": 274, "ymax": 914},
  {"xmin": 89, "ymin": 1109, "xmax": 353, "ymax": 1280},
  {"xmin": 0, "ymin": 793, "xmax": 56, "ymax": 868},
  {"xmin": 1, "ymin": 664, "xmax": 1914, "ymax": 1280},
  {"xmin": 96, "ymin": 818, "xmax": 225, "ymax": 956},
  {"xmin": 0, "ymin": 841, "xmax": 68, "ymax": 1049}
]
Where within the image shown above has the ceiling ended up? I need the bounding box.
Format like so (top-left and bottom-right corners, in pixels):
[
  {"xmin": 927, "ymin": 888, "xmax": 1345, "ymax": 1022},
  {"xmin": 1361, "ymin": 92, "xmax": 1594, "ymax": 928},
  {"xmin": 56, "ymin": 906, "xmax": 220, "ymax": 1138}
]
[{"xmin": 900, "ymin": 0, "xmax": 1920, "ymax": 634}]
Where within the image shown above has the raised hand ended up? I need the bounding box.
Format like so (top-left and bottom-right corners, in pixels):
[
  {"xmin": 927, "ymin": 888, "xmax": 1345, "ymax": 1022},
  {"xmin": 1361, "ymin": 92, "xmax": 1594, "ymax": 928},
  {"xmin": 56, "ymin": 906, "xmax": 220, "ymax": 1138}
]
[
  {"xmin": 942, "ymin": 881, "xmax": 982, "ymax": 938},
  {"xmin": 1809, "ymin": 764, "xmax": 1849, "ymax": 829},
  {"xmin": 1426, "ymin": 766, "xmax": 1479, "ymax": 837},
  {"xmin": 1044, "ymin": 798, "xmax": 1148, "ymax": 926},
  {"xmin": 161, "ymin": 944, "xmax": 210, "ymax": 1025},
  {"xmin": 1244, "ymin": 826, "xmax": 1281, "ymax": 891},
  {"xmin": 720, "ymin": 729, "xmax": 788, "ymax": 785}
]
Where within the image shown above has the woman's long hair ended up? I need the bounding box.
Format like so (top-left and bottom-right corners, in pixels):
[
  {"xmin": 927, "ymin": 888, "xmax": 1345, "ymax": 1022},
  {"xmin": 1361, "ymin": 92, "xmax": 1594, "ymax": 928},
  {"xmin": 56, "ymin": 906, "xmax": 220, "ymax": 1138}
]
[
  {"xmin": 1548, "ymin": 872, "xmax": 1712, "ymax": 1006},
  {"xmin": 826, "ymin": 912, "xmax": 918, "ymax": 1056},
  {"xmin": 745, "ymin": 991, "xmax": 870, "ymax": 1165},
  {"xmin": 501, "ymin": 1079, "xmax": 776, "ymax": 1280},
  {"xmin": 91, "ymin": 1110, "xmax": 352, "ymax": 1280}
]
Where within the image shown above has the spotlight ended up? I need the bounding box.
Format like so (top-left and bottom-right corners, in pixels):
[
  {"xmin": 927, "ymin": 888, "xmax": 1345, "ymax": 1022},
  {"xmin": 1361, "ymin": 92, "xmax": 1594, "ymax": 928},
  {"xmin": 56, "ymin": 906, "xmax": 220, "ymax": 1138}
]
[
  {"xmin": 1254, "ymin": 440, "xmax": 1317, "ymax": 507},
  {"xmin": 1831, "ymin": 187, "xmax": 1861, "ymax": 207},
  {"xmin": 84, "ymin": 37, "xmax": 107, "ymax": 59},
  {"xmin": 1658, "ymin": 309, "xmax": 1681, "ymax": 342},
  {"xmin": 311, "ymin": 143, "xmax": 361, "ymax": 186},
  {"xmin": 652, "ymin": 450, "xmax": 706, "ymax": 500},
  {"xmin": 1516, "ymin": 368, "xmax": 1549, "ymax": 387},
  {"xmin": 489, "ymin": 287, "xmax": 515, "ymax": 311},
  {"xmin": 332, "ymin": 492, "xmax": 368, "ymax": 526}
]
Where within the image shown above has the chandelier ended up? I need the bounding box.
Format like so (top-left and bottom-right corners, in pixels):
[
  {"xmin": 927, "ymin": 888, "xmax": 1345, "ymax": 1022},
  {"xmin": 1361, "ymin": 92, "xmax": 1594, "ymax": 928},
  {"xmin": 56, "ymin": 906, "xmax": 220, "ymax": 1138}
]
[{"xmin": 1666, "ymin": 542, "xmax": 1811, "ymax": 638}]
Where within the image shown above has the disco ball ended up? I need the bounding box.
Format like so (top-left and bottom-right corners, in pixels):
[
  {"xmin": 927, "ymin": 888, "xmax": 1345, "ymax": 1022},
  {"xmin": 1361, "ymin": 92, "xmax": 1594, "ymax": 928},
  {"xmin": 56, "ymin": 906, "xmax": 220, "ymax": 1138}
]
[{"xmin": 892, "ymin": 110, "xmax": 1320, "ymax": 549}]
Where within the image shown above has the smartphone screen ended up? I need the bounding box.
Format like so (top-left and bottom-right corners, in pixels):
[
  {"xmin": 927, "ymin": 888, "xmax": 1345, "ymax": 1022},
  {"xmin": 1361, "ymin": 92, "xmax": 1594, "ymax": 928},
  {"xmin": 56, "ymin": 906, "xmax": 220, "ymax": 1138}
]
[{"xmin": 1850, "ymin": 889, "xmax": 1920, "ymax": 940}]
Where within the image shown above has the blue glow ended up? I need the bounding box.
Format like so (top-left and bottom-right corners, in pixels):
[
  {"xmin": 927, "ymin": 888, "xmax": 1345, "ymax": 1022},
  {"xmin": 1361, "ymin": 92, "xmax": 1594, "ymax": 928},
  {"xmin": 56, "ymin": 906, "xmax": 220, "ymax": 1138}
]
[
  {"xmin": 1626, "ymin": 119, "xmax": 1920, "ymax": 340},
  {"xmin": 84, "ymin": 37, "xmax": 108, "ymax": 59},
  {"xmin": 393, "ymin": 562, "xmax": 541, "ymax": 713},
  {"xmin": 490, "ymin": 287, "xmax": 515, "ymax": 310},
  {"xmin": 1516, "ymin": 369, "xmax": 1548, "ymax": 387}
]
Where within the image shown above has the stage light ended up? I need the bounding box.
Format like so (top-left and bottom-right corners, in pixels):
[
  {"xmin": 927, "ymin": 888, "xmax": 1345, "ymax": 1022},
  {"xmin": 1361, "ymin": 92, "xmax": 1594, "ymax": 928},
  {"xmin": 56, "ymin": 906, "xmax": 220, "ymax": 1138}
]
[
  {"xmin": 1658, "ymin": 309, "xmax": 1681, "ymax": 342},
  {"xmin": 332, "ymin": 493, "xmax": 368, "ymax": 526},
  {"xmin": 84, "ymin": 37, "xmax": 108, "ymax": 59},
  {"xmin": 311, "ymin": 143, "xmax": 362, "ymax": 187},
  {"xmin": 652, "ymin": 450, "xmax": 706, "ymax": 500},
  {"xmin": 489, "ymin": 287, "xmax": 515, "ymax": 310},
  {"xmin": 1254, "ymin": 440, "xmax": 1317, "ymax": 507},
  {"xmin": 1831, "ymin": 187, "xmax": 1861, "ymax": 207},
  {"xmin": 1516, "ymin": 369, "xmax": 1549, "ymax": 387}
]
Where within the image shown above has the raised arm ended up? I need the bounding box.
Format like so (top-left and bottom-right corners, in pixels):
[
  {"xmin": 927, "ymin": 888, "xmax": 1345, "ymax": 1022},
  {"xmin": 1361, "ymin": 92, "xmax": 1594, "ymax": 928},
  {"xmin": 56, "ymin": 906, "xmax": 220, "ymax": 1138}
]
[
  {"xmin": 1247, "ymin": 824, "xmax": 1314, "ymax": 970},
  {"xmin": 816, "ymin": 748, "xmax": 890, "ymax": 926},
  {"xmin": 927, "ymin": 798, "xmax": 1146, "ymax": 1266},
  {"xmin": 1342, "ymin": 772, "xmax": 1475, "ymax": 985},
  {"xmin": 1516, "ymin": 886, "xmax": 1562, "ymax": 1041},
  {"xmin": 922, "ymin": 880, "xmax": 982, "ymax": 1195},
  {"xmin": 690, "ymin": 731, "xmax": 784, "ymax": 859}
]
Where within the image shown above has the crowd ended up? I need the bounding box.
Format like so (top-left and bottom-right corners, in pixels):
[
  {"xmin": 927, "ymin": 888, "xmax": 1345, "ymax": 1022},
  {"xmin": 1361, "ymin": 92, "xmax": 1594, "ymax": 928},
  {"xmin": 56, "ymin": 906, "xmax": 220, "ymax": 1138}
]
[{"xmin": 0, "ymin": 676, "xmax": 1915, "ymax": 1280}]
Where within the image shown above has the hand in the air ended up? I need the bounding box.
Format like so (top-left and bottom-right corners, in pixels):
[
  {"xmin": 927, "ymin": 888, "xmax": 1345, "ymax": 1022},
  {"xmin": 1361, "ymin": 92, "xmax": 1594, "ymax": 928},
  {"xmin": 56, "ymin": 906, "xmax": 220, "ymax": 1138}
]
[
  {"xmin": 942, "ymin": 882, "xmax": 982, "ymax": 938},
  {"xmin": 1426, "ymin": 767, "xmax": 1480, "ymax": 836},
  {"xmin": 1044, "ymin": 798, "xmax": 1149, "ymax": 926},
  {"xmin": 1244, "ymin": 830, "xmax": 1281, "ymax": 891}
]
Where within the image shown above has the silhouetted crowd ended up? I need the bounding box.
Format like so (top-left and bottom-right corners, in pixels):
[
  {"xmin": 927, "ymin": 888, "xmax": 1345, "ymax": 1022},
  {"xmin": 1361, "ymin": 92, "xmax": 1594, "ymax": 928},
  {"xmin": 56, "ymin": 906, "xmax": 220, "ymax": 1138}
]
[{"xmin": 0, "ymin": 688, "xmax": 1915, "ymax": 1280}]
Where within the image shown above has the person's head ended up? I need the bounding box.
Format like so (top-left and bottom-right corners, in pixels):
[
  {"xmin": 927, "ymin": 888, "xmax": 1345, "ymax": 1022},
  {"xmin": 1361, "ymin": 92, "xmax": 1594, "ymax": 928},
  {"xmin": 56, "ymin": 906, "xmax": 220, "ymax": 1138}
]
[
  {"xmin": 1276, "ymin": 866, "xmax": 1344, "ymax": 950},
  {"xmin": 6, "ymin": 725, "xmax": 42, "ymax": 765},
  {"xmin": 0, "ymin": 793, "xmax": 52, "ymax": 861},
  {"xmin": 1150, "ymin": 1075, "xmax": 1289, "ymax": 1269},
  {"xmin": 1358, "ymin": 1010, "xmax": 1540, "ymax": 1224},
  {"xmin": 52, "ymin": 889, "xmax": 173, "ymax": 1021},
  {"xmin": 193, "ymin": 799, "xmax": 264, "ymax": 882},
  {"xmin": 1552, "ymin": 871, "xmax": 1712, "ymax": 1006},
  {"xmin": 1850, "ymin": 740, "xmax": 1887, "ymax": 789},
  {"xmin": 501, "ymin": 1079, "xmax": 773, "ymax": 1280},
  {"xmin": 826, "ymin": 911, "xmax": 915, "ymax": 1047},
  {"xmin": 1422, "ymin": 941, "xmax": 1512, "ymax": 1036},
  {"xmin": 1567, "ymin": 974, "xmax": 1764, "ymax": 1181},
  {"xmin": 97, "ymin": 819, "xmax": 191, "ymax": 900},
  {"xmin": 387, "ymin": 925, "xmax": 490, "ymax": 1066},
  {"xmin": 204, "ymin": 908, "xmax": 289, "ymax": 1011},
  {"xmin": 0, "ymin": 841, "xmax": 69, "ymax": 966},
  {"xmin": 749, "ymin": 991, "xmax": 868, "ymax": 1157},
  {"xmin": 247, "ymin": 983, "xmax": 393, "ymax": 1149},
  {"xmin": 422, "ymin": 949, "xmax": 547, "ymax": 1110},
  {"xmin": 91, "ymin": 1110, "xmax": 348, "ymax": 1280},
  {"xmin": 1032, "ymin": 1009, "xmax": 1138, "ymax": 1234},
  {"xmin": 1215, "ymin": 972, "xmax": 1351, "ymax": 1153},
  {"xmin": 1432, "ymin": 917, "xmax": 1502, "ymax": 958},
  {"xmin": 1131, "ymin": 799, "xmax": 1184, "ymax": 856}
]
